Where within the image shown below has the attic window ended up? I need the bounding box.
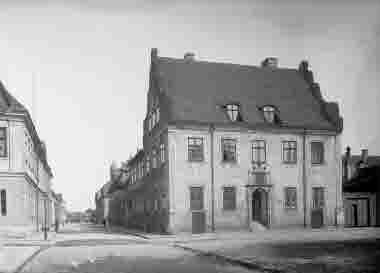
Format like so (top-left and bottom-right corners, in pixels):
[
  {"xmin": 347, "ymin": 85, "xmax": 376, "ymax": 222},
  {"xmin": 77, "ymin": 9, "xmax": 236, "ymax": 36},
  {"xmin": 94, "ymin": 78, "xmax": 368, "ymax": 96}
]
[
  {"xmin": 225, "ymin": 104, "xmax": 242, "ymax": 122},
  {"xmin": 262, "ymin": 105, "xmax": 276, "ymax": 123}
]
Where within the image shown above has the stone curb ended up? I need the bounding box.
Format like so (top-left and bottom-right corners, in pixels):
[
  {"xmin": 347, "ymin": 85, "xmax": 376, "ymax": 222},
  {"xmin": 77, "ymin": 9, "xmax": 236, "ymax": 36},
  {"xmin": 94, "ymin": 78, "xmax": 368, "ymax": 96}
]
[{"xmin": 173, "ymin": 244, "xmax": 283, "ymax": 273}]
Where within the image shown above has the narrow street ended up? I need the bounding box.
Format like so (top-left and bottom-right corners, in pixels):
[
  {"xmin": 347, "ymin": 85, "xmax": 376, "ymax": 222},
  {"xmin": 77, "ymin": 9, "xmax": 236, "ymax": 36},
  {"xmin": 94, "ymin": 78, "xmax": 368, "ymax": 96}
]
[{"xmin": 18, "ymin": 223, "xmax": 256, "ymax": 273}]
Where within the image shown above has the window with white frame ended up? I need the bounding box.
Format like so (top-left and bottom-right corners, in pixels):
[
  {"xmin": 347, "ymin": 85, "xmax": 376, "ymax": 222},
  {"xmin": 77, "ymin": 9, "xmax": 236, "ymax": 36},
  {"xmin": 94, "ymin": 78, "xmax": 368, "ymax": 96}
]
[
  {"xmin": 311, "ymin": 142, "xmax": 324, "ymax": 165},
  {"xmin": 283, "ymin": 141, "xmax": 297, "ymax": 164},
  {"xmin": 152, "ymin": 149, "xmax": 157, "ymax": 168},
  {"xmin": 312, "ymin": 187, "xmax": 325, "ymax": 208},
  {"xmin": 222, "ymin": 138, "xmax": 237, "ymax": 162},
  {"xmin": 223, "ymin": 187, "xmax": 236, "ymax": 210},
  {"xmin": 1, "ymin": 189, "xmax": 6, "ymax": 216},
  {"xmin": 0, "ymin": 128, "xmax": 7, "ymax": 157},
  {"xmin": 160, "ymin": 143, "xmax": 165, "ymax": 163},
  {"xmin": 188, "ymin": 137, "xmax": 204, "ymax": 162},
  {"xmin": 156, "ymin": 108, "xmax": 160, "ymax": 123},
  {"xmin": 146, "ymin": 155, "xmax": 150, "ymax": 173},
  {"xmin": 284, "ymin": 187, "xmax": 297, "ymax": 209},
  {"xmin": 252, "ymin": 140, "xmax": 266, "ymax": 164}
]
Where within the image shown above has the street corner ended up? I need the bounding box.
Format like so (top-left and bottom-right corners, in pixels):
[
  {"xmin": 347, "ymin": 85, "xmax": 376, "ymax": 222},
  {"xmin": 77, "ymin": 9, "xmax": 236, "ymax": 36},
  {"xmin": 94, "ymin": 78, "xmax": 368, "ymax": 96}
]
[{"xmin": 0, "ymin": 246, "xmax": 43, "ymax": 273}]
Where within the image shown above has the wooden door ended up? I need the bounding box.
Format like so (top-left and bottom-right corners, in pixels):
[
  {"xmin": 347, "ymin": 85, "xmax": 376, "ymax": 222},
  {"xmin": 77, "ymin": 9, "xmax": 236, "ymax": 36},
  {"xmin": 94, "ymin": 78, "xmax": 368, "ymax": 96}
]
[
  {"xmin": 190, "ymin": 187, "xmax": 205, "ymax": 233},
  {"xmin": 311, "ymin": 187, "xmax": 324, "ymax": 228}
]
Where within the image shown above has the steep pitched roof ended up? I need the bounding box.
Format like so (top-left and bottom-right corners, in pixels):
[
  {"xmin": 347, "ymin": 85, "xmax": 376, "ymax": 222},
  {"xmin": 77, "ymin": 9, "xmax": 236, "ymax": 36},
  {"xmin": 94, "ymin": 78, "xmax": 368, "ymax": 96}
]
[
  {"xmin": 155, "ymin": 56, "xmax": 340, "ymax": 131},
  {"xmin": 0, "ymin": 81, "xmax": 53, "ymax": 177},
  {"xmin": 0, "ymin": 81, "xmax": 28, "ymax": 113}
]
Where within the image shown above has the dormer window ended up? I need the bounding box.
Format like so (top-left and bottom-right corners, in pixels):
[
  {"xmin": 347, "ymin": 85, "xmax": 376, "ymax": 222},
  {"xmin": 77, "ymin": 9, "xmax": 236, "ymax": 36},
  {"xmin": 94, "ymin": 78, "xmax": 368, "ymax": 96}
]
[
  {"xmin": 225, "ymin": 104, "xmax": 242, "ymax": 122},
  {"xmin": 262, "ymin": 105, "xmax": 276, "ymax": 123}
]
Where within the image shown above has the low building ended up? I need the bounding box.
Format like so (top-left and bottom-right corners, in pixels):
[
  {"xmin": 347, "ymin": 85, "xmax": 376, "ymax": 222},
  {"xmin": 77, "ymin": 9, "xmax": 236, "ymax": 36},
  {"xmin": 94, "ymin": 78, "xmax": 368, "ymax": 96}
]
[
  {"xmin": 343, "ymin": 147, "xmax": 380, "ymax": 227},
  {"xmin": 0, "ymin": 81, "xmax": 53, "ymax": 233},
  {"xmin": 95, "ymin": 161, "xmax": 128, "ymax": 225}
]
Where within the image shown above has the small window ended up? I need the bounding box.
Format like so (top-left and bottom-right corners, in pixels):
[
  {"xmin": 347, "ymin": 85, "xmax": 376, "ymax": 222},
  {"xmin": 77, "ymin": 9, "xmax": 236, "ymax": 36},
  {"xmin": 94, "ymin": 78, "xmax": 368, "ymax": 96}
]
[
  {"xmin": 152, "ymin": 149, "xmax": 157, "ymax": 168},
  {"xmin": 127, "ymin": 199, "xmax": 133, "ymax": 210},
  {"xmin": 1, "ymin": 189, "xmax": 6, "ymax": 216},
  {"xmin": 190, "ymin": 186, "xmax": 203, "ymax": 210},
  {"xmin": 160, "ymin": 143, "xmax": 166, "ymax": 163},
  {"xmin": 262, "ymin": 105, "xmax": 276, "ymax": 123},
  {"xmin": 222, "ymin": 138, "xmax": 237, "ymax": 162},
  {"xmin": 312, "ymin": 187, "xmax": 325, "ymax": 208},
  {"xmin": 284, "ymin": 187, "xmax": 297, "ymax": 209},
  {"xmin": 223, "ymin": 187, "xmax": 236, "ymax": 210},
  {"xmin": 188, "ymin": 137, "xmax": 204, "ymax": 162},
  {"xmin": 0, "ymin": 128, "xmax": 7, "ymax": 157},
  {"xmin": 283, "ymin": 141, "xmax": 297, "ymax": 164},
  {"xmin": 311, "ymin": 142, "xmax": 324, "ymax": 164},
  {"xmin": 146, "ymin": 155, "xmax": 150, "ymax": 173},
  {"xmin": 225, "ymin": 104, "xmax": 242, "ymax": 122},
  {"xmin": 252, "ymin": 140, "xmax": 266, "ymax": 164},
  {"xmin": 156, "ymin": 108, "xmax": 160, "ymax": 123},
  {"xmin": 152, "ymin": 112, "xmax": 156, "ymax": 127}
]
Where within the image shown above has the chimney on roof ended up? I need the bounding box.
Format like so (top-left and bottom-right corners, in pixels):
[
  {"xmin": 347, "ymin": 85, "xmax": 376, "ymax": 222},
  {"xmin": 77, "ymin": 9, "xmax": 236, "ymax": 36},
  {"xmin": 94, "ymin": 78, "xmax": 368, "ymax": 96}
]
[
  {"xmin": 151, "ymin": 48, "xmax": 158, "ymax": 60},
  {"xmin": 346, "ymin": 146, "xmax": 351, "ymax": 159},
  {"xmin": 361, "ymin": 149, "xmax": 368, "ymax": 164},
  {"xmin": 298, "ymin": 60, "xmax": 314, "ymax": 85},
  {"xmin": 184, "ymin": 52, "xmax": 195, "ymax": 61},
  {"xmin": 261, "ymin": 57, "xmax": 278, "ymax": 68},
  {"xmin": 343, "ymin": 146, "xmax": 351, "ymax": 183}
]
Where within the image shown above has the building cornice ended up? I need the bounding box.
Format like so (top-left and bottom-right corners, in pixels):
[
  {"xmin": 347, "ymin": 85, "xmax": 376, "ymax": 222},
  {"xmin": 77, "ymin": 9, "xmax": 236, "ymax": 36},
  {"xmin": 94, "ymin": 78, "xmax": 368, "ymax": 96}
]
[
  {"xmin": 167, "ymin": 120, "xmax": 340, "ymax": 136},
  {"xmin": 0, "ymin": 171, "xmax": 49, "ymax": 195}
]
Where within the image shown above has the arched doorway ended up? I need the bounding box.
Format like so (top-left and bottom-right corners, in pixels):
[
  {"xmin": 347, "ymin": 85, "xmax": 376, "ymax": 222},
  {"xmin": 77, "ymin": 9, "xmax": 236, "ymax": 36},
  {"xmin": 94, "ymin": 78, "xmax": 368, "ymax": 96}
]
[{"xmin": 252, "ymin": 188, "xmax": 269, "ymax": 226}]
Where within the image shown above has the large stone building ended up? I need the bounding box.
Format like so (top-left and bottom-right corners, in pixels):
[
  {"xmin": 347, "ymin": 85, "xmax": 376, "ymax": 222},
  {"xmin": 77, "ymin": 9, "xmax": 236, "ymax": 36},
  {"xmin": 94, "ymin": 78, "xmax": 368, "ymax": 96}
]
[
  {"xmin": 0, "ymin": 81, "xmax": 54, "ymax": 232},
  {"xmin": 100, "ymin": 49, "xmax": 344, "ymax": 233}
]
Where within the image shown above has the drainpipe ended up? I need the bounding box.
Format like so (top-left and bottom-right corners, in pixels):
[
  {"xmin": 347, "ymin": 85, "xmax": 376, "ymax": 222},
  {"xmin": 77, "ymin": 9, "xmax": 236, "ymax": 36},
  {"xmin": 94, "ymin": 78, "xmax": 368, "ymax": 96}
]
[
  {"xmin": 302, "ymin": 129, "xmax": 307, "ymax": 228},
  {"xmin": 210, "ymin": 124, "xmax": 215, "ymax": 232}
]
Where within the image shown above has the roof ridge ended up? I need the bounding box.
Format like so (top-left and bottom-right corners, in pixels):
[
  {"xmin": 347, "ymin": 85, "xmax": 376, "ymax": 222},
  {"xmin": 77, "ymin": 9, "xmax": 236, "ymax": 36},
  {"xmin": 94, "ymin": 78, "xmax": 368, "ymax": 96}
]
[{"xmin": 157, "ymin": 56, "xmax": 298, "ymax": 72}]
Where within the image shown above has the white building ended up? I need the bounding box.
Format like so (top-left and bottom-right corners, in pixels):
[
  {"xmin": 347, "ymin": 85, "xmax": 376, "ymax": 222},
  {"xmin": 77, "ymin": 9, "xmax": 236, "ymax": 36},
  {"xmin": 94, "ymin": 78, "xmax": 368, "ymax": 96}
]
[
  {"xmin": 120, "ymin": 49, "xmax": 344, "ymax": 233},
  {"xmin": 0, "ymin": 81, "xmax": 53, "ymax": 232}
]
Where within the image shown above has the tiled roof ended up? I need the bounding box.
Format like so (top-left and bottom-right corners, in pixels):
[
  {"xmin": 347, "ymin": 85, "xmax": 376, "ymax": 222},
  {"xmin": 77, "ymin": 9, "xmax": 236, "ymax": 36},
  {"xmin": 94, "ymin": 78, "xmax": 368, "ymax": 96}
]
[
  {"xmin": 0, "ymin": 81, "xmax": 28, "ymax": 113},
  {"xmin": 155, "ymin": 56, "xmax": 340, "ymax": 131},
  {"xmin": 0, "ymin": 81, "xmax": 53, "ymax": 177},
  {"xmin": 349, "ymin": 155, "xmax": 380, "ymax": 167},
  {"xmin": 344, "ymin": 165, "xmax": 380, "ymax": 193}
]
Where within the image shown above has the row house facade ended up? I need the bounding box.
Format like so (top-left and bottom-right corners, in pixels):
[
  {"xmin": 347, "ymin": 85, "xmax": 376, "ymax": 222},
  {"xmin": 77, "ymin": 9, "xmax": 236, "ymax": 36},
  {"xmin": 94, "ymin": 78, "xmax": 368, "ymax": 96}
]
[
  {"xmin": 105, "ymin": 49, "xmax": 344, "ymax": 233},
  {"xmin": 343, "ymin": 148, "xmax": 380, "ymax": 227},
  {"xmin": 0, "ymin": 81, "xmax": 54, "ymax": 232}
]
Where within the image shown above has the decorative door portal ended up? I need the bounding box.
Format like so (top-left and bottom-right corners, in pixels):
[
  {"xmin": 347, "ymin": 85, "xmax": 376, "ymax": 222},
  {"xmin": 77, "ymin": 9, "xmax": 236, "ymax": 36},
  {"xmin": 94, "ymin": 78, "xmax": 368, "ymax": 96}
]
[{"xmin": 251, "ymin": 188, "xmax": 269, "ymax": 226}]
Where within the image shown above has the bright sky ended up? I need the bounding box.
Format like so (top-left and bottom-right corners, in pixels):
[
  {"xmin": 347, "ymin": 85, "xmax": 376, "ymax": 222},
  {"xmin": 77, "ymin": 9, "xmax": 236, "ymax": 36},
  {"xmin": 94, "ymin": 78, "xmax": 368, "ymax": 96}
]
[{"xmin": 0, "ymin": 0, "xmax": 379, "ymax": 212}]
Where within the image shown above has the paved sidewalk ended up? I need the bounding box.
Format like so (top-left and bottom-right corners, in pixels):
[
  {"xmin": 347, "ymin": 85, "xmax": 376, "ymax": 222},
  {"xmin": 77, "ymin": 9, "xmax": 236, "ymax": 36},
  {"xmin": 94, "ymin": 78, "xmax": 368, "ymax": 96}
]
[{"xmin": 0, "ymin": 246, "xmax": 44, "ymax": 273}]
